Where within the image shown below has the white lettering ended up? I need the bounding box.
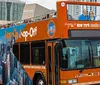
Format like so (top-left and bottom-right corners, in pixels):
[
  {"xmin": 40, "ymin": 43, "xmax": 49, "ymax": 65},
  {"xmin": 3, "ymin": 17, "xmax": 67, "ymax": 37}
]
[
  {"xmin": 90, "ymin": 24, "xmax": 99, "ymax": 27},
  {"xmin": 83, "ymin": 24, "xmax": 90, "ymax": 27},
  {"xmin": 23, "ymin": 66, "xmax": 46, "ymax": 69},
  {"xmin": 77, "ymin": 24, "xmax": 83, "ymax": 27},
  {"xmin": 21, "ymin": 27, "xmax": 37, "ymax": 41}
]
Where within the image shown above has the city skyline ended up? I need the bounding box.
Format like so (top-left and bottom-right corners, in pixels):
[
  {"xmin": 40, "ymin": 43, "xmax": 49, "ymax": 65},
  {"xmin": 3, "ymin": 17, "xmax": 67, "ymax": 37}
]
[{"xmin": 0, "ymin": 0, "xmax": 25, "ymax": 24}]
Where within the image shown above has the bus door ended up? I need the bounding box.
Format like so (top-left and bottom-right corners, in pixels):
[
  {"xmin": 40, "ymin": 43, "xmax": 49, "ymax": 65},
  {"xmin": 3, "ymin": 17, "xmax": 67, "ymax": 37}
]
[
  {"xmin": 54, "ymin": 43, "xmax": 60, "ymax": 85},
  {"xmin": 47, "ymin": 41, "xmax": 60, "ymax": 85},
  {"xmin": 47, "ymin": 42, "xmax": 53, "ymax": 85}
]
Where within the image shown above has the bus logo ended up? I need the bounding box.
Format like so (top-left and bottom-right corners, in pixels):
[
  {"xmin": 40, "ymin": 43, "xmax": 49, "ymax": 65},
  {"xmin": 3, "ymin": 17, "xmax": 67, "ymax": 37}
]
[
  {"xmin": 61, "ymin": 2, "xmax": 65, "ymax": 7},
  {"xmin": 21, "ymin": 27, "xmax": 37, "ymax": 41},
  {"xmin": 47, "ymin": 21, "xmax": 56, "ymax": 38}
]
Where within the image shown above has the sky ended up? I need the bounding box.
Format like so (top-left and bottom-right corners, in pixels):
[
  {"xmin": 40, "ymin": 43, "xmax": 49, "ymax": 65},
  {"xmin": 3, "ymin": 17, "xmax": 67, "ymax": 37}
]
[{"xmin": 21, "ymin": 0, "xmax": 57, "ymax": 10}]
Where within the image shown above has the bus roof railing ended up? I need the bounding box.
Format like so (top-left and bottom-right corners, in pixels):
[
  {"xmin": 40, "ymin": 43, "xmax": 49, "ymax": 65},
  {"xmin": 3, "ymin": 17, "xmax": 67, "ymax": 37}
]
[{"xmin": 0, "ymin": 11, "xmax": 57, "ymax": 29}]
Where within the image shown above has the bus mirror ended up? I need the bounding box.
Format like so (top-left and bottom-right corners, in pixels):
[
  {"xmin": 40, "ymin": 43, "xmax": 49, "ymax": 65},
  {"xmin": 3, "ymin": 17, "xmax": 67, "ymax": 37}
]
[{"xmin": 56, "ymin": 44, "xmax": 62, "ymax": 52}]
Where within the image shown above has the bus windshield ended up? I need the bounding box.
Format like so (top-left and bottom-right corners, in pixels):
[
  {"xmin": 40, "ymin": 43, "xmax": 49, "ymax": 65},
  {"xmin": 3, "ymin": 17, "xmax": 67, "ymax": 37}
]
[
  {"xmin": 67, "ymin": 4, "xmax": 100, "ymax": 21},
  {"xmin": 61, "ymin": 40, "xmax": 100, "ymax": 70}
]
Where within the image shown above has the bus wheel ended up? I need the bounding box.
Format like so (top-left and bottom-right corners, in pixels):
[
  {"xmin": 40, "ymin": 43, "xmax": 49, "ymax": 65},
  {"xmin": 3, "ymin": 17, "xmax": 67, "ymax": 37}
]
[{"xmin": 36, "ymin": 76, "xmax": 45, "ymax": 85}]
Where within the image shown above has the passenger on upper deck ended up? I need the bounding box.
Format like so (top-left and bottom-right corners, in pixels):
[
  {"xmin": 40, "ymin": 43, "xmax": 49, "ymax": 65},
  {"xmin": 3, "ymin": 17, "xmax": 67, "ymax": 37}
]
[
  {"xmin": 68, "ymin": 14, "xmax": 74, "ymax": 20},
  {"xmin": 52, "ymin": 12, "xmax": 57, "ymax": 18},
  {"xmin": 67, "ymin": 9, "xmax": 74, "ymax": 20},
  {"xmin": 78, "ymin": 9, "xmax": 88, "ymax": 20},
  {"xmin": 11, "ymin": 23, "xmax": 16, "ymax": 27},
  {"xmin": 88, "ymin": 11, "xmax": 95, "ymax": 20}
]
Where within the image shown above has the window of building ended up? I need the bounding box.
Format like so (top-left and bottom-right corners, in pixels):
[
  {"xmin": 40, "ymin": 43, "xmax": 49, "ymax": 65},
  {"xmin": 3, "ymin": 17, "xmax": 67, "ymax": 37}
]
[
  {"xmin": 31, "ymin": 41, "xmax": 45, "ymax": 65},
  {"xmin": 20, "ymin": 42, "xmax": 30, "ymax": 64},
  {"xmin": 13, "ymin": 43, "xmax": 19, "ymax": 60},
  {"xmin": 6, "ymin": 2, "xmax": 11, "ymax": 21}
]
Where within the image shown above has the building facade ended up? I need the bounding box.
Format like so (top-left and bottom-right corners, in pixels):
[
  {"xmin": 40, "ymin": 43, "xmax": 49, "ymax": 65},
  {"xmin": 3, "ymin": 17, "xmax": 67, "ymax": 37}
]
[
  {"xmin": 0, "ymin": 0, "xmax": 25, "ymax": 23},
  {"xmin": 22, "ymin": 4, "xmax": 54, "ymax": 20}
]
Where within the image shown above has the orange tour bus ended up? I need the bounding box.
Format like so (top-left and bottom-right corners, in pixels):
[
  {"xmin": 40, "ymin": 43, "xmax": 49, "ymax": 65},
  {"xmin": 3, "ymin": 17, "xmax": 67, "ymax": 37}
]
[{"xmin": 11, "ymin": 0, "xmax": 100, "ymax": 85}]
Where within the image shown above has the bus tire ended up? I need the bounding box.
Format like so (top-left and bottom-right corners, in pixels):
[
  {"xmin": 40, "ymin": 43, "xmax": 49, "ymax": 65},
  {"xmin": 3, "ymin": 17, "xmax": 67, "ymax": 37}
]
[{"xmin": 36, "ymin": 76, "xmax": 46, "ymax": 85}]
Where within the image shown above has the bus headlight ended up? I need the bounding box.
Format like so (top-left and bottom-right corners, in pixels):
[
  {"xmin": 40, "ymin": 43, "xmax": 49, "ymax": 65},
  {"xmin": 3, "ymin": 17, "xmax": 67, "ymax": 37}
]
[
  {"xmin": 68, "ymin": 79, "xmax": 77, "ymax": 84},
  {"xmin": 60, "ymin": 80, "xmax": 67, "ymax": 84}
]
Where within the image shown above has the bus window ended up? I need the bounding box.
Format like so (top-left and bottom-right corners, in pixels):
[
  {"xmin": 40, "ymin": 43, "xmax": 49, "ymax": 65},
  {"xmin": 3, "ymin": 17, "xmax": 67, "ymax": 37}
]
[
  {"xmin": 67, "ymin": 4, "xmax": 100, "ymax": 21},
  {"xmin": 31, "ymin": 42, "xmax": 45, "ymax": 65},
  {"xmin": 48, "ymin": 46, "xmax": 52, "ymax": 84},
  {"xmin": 61, "ymin": 40, "xmax": 100, "ymax": 70},
  {"xmin": 13, "ymin": 43, "xmax": 19, "ymax": 60},
  {"xmin": 91, "ymin": 40, "xmax": 100, "ymax": 67},
  {"xmin": 61, "ymin": 40, "xmax": 91, "ymax": 70},
  {"xmin": 20, "ymin": 43, "xmax": 30, "ymax": 64}
]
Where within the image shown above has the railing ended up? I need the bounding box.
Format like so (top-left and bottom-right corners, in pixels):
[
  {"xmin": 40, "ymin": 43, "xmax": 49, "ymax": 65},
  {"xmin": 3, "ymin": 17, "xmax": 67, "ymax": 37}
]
[{"xmin": 0, "ymin": 11, "xmax": 57, "ymax": 29}]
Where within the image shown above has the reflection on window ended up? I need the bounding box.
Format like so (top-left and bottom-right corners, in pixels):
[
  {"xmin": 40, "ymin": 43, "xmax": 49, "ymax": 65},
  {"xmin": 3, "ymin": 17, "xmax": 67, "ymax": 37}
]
[
  {"xmin": 20, "ymin": 43, "xmax": 30, "ymax": 64},
  {"xmin": 13, "ymin": 43, "xmax": 19, "ymax": 60},
  {"xmin": 92, "ymin": 41, "xmax": 100, "ymax": 67},
  {"xmin": 67, "ymin": 4, "xmax": 100, "ymax": 21},
  {"xmin": 97, "ymin": 44, "xmax": 100, "ymax": 56},
  {"xmin": 68, "ymin": 47, "xmax": 79, "ymax": 68},
  {"xmin": 32, "ymin": 47, "xmax": 45, "ymax": 65},
  {"xmin": 31, "ymin": 42, "xmax": 45, "ymax": 65},
  {"xmin": 62, "ymin": 40, "xmax": 86, "ymax": 69},
  {"xmin": 61, "ymin": 40, "xmax": 100, "ymax": 70}
]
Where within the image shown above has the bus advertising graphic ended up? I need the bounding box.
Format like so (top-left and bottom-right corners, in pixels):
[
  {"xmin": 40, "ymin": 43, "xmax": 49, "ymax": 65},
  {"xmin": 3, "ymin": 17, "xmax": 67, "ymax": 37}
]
[{"xmin": 0, "ymin": 24, "xmax": 32, "ymax": 85}]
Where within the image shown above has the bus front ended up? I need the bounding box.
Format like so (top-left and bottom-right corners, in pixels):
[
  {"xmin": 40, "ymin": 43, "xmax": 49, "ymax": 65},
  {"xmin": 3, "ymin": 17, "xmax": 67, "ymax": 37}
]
[{"xmin": 57, "ymin": 1, "xmax": 100, "ymax": 85}]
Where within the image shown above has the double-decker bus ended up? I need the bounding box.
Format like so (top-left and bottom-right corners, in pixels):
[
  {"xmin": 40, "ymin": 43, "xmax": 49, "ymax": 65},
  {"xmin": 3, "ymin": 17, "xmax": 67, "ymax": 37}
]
[{"xmin": 11, "ymin": 0, "xmax": 100, "ymax": 85}]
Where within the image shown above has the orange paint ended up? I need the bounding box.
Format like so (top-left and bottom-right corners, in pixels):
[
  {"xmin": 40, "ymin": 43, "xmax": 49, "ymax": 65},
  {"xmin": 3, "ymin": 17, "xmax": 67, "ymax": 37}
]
[{"xmin": 14, "ymin": 0, "xmax": 100, "ymax": 85}]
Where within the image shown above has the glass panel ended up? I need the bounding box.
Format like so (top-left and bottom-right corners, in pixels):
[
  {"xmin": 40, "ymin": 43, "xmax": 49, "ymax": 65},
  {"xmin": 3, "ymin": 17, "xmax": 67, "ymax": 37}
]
[
  {"xmin": 31, "ymin": 42, "xmax": 45, "ymax": 65},
  {"xmin": 13, "ymin": 44, "xmax": 19, "ymax": 60},
  {"xmin": 62, "ymin": 40, "xmax": 89, "ymax": 69},
  {"xmin": 61, "ymin": 40, "xmax": 100, "ymax": 70},
  {"xmin": 31, "ymin": 47, "xmax": 45, "ymax": 65},
  {"xmin": 91, "ymin": 40, "xmax": 100, "ymax": 67},
  {"xmin": 67, "ymin": 4, "xmax": 100, "ymax": 21},
  {"xmin": 55, "ymin": 44, "xmax": 60, "ymax": 85},
  {"xmin": 6, "ymin": 2, "xmax": 11, "ymax": 21},
  {"xmin": 48, "ymin": 46, "xmax": 52, "ymax": 84},
  {"xmin": 20, "ymin": 43, "xmax": 30, "ymax": 64}
]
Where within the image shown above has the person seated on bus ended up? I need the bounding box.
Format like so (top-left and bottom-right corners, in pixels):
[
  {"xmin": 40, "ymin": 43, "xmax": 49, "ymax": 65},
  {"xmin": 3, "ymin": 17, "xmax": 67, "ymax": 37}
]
[
  {"xmin": 52, "ymin": 12, "xmax": 57, "ymax": 18},
  {"xmin": 78, "ymin": 9, "xmax": 88, "ymax": 20},
  {"xmin": 11, "ymin": 23, "xmax": 16, "ymax": 27},
  {"xmin": 42, "ymin": 16, "xmax": 46, "ymax": 20},
  {"xmin": 47, "ymin": 14, "xmax": 50, "ymax": 18},
  {"xmin": 68, "ymin": 14, "xmax": 74, "ymax": 20},
  {"xmin": 88, "ymin": 11, "xmax": 96, "ymax": 20},
  {"xmin": 1, "ymin": 25, "xmax": 5, "ymax": 29},
  {"xmin": 69, "ymin": 49, "xmax": 78, "ymax": 68}
]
